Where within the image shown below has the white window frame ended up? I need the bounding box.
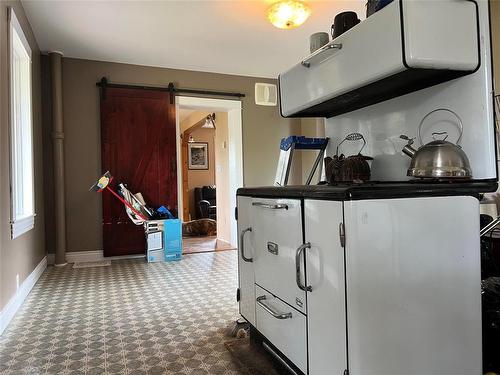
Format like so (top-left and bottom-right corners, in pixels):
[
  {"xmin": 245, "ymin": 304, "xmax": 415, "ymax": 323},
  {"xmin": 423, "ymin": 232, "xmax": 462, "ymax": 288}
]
[{"xmin": 9, "ymin": 8, "xmax": 35, "ymax": 239}]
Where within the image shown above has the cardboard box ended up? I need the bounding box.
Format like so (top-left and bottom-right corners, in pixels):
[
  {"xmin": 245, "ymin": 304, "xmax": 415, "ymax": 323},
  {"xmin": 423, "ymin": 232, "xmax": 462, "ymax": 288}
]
[
  {"xmin": 147, "ymin": 249, "xmax": 165, "ymax": 263},
  {"xmin": 164, "ymin": 219, "xmax": 182, "ymax": 261},
  {"xmin": 144, "ymin": 219, "xmax": 182, "ymax": 262}
]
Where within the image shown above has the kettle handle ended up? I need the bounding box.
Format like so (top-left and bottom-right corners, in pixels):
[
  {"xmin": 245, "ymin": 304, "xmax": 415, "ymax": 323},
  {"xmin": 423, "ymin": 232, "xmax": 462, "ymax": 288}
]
[
  {"xmin": 418, "ymin": 108, "xmax": 463, "ymax": 146},
  {"xmin": 431, "ymin": 131, "xmax": 448, "ymax": 141},
  {"xmin": 336, "ymin": 132, "xmax": 366, "ymax": 156}
]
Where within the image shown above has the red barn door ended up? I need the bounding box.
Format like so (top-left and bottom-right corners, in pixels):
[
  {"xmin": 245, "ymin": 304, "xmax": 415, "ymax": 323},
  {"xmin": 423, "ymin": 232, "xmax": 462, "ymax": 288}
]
[{"xmin": 100, "ymin": 87, "xmax": 177, "ymax": 256}]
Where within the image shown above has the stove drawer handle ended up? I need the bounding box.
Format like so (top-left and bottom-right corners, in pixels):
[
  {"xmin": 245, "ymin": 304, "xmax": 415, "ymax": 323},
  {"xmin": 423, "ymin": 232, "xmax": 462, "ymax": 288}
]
[
  {"xmin": 296, "ymin": 242, "xmax": 312, "ymax": 292},
  {"xmin": 252, "ymin": 202, "xmax": 289, "ymax": 210},
  {"xmin": 256, "ymin": 295, "xmax": 292, "ymax": 319},
  {"xmin": 240, "ymin": 227, "xmax": 253, "ymax": 262}
]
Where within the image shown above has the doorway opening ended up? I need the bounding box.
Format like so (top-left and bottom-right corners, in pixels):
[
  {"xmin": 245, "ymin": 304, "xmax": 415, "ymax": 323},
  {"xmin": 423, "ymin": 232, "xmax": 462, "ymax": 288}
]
[{"xmin": 176, "ymin": 96, "xmax": 243, "ymax": 254}]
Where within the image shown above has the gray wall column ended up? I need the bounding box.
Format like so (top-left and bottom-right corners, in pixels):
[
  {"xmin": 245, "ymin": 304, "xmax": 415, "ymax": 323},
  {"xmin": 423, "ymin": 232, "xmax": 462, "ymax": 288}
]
[{"xmin": 50, "ymin": 52, "xmax": 67, "ymax": 266}]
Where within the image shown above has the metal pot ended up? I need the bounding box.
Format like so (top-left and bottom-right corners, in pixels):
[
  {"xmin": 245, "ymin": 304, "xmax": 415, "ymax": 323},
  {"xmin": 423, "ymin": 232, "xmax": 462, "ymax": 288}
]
[
  {"xmin": 326, "ymin": 133, "xmax": 373, "ymax": 183},
  {"xmin": 400, "ymin": 109, "xmax": 472, "ymax": 179}
]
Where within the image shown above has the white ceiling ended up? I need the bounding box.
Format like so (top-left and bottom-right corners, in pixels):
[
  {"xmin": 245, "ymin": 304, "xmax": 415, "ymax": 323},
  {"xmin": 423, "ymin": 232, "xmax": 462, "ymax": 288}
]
[{"xmin": 22, "ymin": 0, "xmax": 365, "ymax": 78}]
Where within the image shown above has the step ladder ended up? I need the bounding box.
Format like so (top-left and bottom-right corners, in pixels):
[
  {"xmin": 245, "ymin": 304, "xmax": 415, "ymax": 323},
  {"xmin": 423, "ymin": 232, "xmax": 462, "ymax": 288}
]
[{"xmin": 275, "ymin": 136, "xmax": 329, "ymax": 186}]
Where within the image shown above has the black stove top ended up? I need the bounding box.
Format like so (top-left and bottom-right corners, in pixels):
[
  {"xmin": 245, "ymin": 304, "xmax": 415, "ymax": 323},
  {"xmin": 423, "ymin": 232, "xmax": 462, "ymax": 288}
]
[{"xmin": 237, "ymin": 180, "xmax": 498, "ymax": 201}]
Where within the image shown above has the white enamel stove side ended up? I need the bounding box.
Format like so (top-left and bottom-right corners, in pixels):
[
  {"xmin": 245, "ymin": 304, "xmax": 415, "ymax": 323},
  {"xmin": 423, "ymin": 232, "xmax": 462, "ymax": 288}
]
[{"xmin": 236, "ymin": 196, "xmax": 256, "ymax": 326}]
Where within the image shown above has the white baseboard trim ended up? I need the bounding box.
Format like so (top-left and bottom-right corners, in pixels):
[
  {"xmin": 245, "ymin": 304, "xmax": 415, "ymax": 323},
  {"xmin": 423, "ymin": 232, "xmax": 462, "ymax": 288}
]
[
  {"xmin": 0, "ymin": 256, "xmax": 47, "ymax": 335},
  {"xmin": 47, "ymin": 251, "xmax": 145, "ymax": 265}
]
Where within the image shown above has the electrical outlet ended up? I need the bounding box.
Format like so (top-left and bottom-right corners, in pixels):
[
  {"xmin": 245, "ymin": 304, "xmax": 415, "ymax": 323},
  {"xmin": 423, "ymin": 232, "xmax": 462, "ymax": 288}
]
[{"xmin": 16, "ymin": 274, "xmax": 20, "ymax": 292}]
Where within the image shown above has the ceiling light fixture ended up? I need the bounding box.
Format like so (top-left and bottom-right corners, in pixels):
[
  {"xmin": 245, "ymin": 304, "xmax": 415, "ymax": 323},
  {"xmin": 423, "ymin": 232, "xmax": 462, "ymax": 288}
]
[{"xmin": 267, "ymin": 0, "xmax": 311, "ymax": 30}]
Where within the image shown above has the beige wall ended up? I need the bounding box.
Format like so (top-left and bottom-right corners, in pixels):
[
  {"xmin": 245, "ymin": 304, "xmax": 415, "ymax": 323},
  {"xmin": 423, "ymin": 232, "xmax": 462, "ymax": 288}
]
[
  {"xmin": 0, "ymin": 1, "xmax": 45, "ymax": 310},
  {"xmin": 215, "ymin": 112, "xmax": 231, "ymax": 243},
  {"xmin": 41, "ymin": 57, "xmax": 301, "ymax": 253},
  {"xmin": 186, "ymin": 128, "xmax": 216, "ymax": 220}
]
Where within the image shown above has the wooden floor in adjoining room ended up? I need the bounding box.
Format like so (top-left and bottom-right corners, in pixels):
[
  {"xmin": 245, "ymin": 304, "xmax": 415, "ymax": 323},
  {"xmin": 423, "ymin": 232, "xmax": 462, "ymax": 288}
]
[{"xmin": 182, "ymin": 236, "xmax": 235, "ymax": 255}]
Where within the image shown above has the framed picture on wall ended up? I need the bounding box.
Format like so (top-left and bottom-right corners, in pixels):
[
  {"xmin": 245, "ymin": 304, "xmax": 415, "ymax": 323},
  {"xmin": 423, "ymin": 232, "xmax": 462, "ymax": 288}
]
[{"xmin": 188, "ymin": 142, "xmax": 209, "ymax": 170}]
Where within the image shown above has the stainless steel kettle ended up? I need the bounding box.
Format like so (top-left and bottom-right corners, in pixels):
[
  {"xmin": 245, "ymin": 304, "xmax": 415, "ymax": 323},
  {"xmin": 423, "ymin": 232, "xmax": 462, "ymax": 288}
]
[{"xmin": 400, "ymin": 109, "xmax": 472, "ymax": 179}]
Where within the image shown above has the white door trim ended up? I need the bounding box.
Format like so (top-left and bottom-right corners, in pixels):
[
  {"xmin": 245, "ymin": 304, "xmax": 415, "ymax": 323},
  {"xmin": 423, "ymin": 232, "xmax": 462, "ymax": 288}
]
[{"xmin": 176, "ymin": 96, "xmax": 243, "ymax": 247}]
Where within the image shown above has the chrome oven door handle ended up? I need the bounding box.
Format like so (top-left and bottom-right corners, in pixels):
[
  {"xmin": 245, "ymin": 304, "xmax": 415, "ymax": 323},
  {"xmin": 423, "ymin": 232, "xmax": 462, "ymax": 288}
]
[
  {"xmin": 240, "ymin": 227, "xmax": 253, "ymax": 262},
  {"xmin": 252, "ymin": 202, "xmax": 289, "ymax": 210},
  {"xmin": 296, "ymin": 242, "xmax": 312, "ymax": 292},
  {"xmin": 256, "ymin": 295, "xmax": 292, "ymax": 319}
]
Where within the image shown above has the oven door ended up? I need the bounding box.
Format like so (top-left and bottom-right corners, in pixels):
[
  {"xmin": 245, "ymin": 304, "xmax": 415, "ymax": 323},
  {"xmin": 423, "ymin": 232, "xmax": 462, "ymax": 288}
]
[{"xmin": 252, "ymin": 198, "xmax": 306, "ymax": 314}]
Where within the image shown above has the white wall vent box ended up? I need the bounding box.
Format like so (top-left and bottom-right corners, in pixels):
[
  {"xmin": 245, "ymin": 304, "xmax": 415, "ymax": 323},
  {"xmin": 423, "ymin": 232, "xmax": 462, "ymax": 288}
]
[
  {"xmin": 279, "ymin": 0, "xmax": 480, "ymax": 118},
  {"xmin": 255, "ymin": 83, "xmax": 278, "ymax": 106}
]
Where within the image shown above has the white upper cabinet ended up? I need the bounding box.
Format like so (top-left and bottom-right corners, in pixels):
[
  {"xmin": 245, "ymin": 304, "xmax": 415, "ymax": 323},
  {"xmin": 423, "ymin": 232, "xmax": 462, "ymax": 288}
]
[
  {"xmin": 402, "ymin": 1, "xmax": 478, "ymax": 70},
  {"xmin": 279, "ymin": 0, "xmax": 479, "ymax": 118}
]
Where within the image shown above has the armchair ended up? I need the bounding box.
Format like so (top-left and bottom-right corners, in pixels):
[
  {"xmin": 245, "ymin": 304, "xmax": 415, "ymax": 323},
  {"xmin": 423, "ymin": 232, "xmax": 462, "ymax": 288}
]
[{"xmin": 194, "ymin": 186, "xmax": 216, "ymax": 220}]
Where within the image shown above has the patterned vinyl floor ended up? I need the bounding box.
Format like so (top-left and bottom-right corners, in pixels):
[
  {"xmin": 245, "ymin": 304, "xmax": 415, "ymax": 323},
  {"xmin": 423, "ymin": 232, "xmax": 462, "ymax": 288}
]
[{"xmin": 0, "ymin": 251, "xmax": 246, "ymax": 375}]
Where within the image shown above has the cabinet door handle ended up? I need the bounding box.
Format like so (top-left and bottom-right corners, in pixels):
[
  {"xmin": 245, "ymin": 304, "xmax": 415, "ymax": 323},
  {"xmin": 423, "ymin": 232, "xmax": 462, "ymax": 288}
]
[
  {"xmin": 301, "ymin": 42, "xmax": 343, "ymax": 68},
  {"xmin": 240, "ymin": 227, "xmax": 253, "ymax": 262},
  {"xmin": 256, "ymin": 295, "xmax": 292, "ymax": 319},
  {"xmin": 252, "ymin": 202, "xmax": 289, "ymax": 210},
  {"xmin": 296, "ymin": 242, "xmax": 312, "ymax": 292}
]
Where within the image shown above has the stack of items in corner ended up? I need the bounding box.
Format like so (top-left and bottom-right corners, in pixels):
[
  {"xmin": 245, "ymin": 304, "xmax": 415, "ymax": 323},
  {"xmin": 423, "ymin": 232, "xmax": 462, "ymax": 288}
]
[{"xmin": 118, "ymin": 183, "xmax": 182, "ymax": 263}]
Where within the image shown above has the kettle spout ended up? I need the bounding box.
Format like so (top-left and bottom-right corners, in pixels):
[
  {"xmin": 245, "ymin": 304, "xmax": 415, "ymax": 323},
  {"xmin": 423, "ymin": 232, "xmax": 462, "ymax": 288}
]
[
  {"xmin": 402, "ymin": 144, "xmax": 417, "ymax": 158},
  {"xmin": 400, "ymin": 135, "xmax": 417, "ymax": 158}
]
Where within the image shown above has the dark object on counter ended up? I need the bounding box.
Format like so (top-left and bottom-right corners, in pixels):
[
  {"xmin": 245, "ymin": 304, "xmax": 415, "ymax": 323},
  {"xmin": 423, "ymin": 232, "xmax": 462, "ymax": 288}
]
[
  {"xmin": 482, "ymin": 277, "xmax": 500, "ymax": 373},
  {"xmin": 325, "ymin": 155, "xmax": 344, "ymax": 182},
  {"xmin": 339, "ymin": 154, "xmax": 373, "ymax": 183},
  {"xmin": 366, "ymin": 0, "xmax": 394, "ymax": 17},
  {"xmin": 326, "ymin": 133, "xmax": 373, "ymax": 184},
  {"xmin": 329, "ymin": 154, "xmax": 346, "ymax": 182},
  {"xmin": 481, "ymin": 213, "xmax": 494, "ymax": 228},
  {"xmin": 481, "ymin": 214, "xmax": 500, "ymax": 279},
  {"xmin": 324, "ymin": 156, "xmax": 334, "ymax": 182},
  {"xmin": 331, "ymin": 11, "xmax": 360, "ymax": 39},
  {"xmin": 482, "ymin": 235, "xmax": 500, "ymax": 280}
]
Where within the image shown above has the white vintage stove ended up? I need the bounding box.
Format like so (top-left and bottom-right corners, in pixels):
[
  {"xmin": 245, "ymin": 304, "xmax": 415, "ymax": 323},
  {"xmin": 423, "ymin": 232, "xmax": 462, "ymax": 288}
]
[{"xmin": 236, "ymin": 1, "xmax": 497, "ymax": 374}]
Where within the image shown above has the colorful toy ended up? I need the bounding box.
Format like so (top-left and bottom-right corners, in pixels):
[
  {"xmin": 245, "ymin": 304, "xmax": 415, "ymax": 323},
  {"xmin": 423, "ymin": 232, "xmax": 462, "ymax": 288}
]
[{"xmin": 89, "ymin": 171, "xmax": 147, "ymax": 221}]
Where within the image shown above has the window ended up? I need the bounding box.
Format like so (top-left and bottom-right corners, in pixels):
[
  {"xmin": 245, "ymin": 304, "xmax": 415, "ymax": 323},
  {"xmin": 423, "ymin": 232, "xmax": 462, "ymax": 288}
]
[{"xmin": 9, "ymin": 8, "xmax": 35, "ymax": 239}]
